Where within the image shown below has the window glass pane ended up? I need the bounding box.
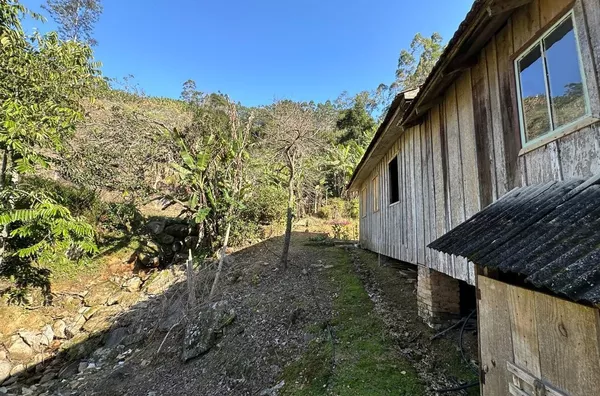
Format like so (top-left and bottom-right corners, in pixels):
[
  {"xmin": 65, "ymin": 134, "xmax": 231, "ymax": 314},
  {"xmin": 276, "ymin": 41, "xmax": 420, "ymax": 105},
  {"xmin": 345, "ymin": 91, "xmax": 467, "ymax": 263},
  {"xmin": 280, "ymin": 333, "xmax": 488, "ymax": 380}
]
[
  {"xmin": 518, "ymin": 44, "xmax": 551, "ymax": 142},
  {"xmin": 544, "ymin": 17, "xmax": 587, "ymax": 128}
]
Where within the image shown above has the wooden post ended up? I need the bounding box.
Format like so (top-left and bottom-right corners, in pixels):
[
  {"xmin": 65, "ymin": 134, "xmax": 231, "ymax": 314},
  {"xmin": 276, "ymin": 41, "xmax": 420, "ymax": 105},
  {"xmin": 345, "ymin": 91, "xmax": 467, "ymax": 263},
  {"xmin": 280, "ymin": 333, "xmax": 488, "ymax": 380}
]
[
  {"xmin": 186, "ymin": 249, "xmax": 196, "ymax": 308},
  {"xmin": 209, "ymin": 223, "xmax": 231, "ymax": 300}
]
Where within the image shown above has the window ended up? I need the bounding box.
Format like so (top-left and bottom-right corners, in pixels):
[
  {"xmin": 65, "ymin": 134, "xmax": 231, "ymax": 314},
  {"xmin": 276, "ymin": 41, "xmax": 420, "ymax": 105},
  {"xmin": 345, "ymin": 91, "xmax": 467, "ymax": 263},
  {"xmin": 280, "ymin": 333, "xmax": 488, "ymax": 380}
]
[
  {"xmin": 388, "ymin": 156, "xmax": 399, "ymax": 204},
  {"xmin": 515, "ymin": 12, "xmax": 590, "ymax": 147},
  {"xmin": 360, "ymin": 188, "xmax": 367, "ymax": 218},
  {"xmin": 372, "ymin": 175, "xmax": 380, "ymax": 212}
]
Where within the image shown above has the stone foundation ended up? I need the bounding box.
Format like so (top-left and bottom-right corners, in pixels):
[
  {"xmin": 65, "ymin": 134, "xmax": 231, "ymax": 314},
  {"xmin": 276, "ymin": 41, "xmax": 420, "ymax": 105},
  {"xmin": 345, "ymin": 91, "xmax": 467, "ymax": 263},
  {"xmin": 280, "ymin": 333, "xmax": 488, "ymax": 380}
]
[{"xmin": 417, "ymin": 265, "xmax": 461, "ymax": 328}]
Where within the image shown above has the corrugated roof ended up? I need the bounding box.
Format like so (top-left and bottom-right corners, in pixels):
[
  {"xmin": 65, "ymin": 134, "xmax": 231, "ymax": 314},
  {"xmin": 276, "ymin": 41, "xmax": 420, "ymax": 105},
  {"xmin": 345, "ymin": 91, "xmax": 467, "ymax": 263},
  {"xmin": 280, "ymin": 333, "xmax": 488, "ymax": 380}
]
[{"xmin": 428, "ymin": 175, "xmax": 600, "ymax": 305}]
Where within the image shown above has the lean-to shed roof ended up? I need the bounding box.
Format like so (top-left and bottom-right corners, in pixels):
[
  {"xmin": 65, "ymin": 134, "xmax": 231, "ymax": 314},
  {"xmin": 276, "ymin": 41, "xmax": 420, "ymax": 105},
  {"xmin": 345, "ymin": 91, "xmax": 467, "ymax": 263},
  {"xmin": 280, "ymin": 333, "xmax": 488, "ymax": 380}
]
[{"xmin": 429, "ymin": 175, "xmax": 600, "ymax": 305}]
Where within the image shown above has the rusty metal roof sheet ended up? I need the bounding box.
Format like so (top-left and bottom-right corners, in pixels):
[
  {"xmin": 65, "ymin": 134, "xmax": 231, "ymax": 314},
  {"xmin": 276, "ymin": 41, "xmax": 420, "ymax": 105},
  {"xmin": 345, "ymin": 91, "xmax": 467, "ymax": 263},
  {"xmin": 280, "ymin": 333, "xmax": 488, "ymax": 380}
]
[{"xmin": 428, "ymin": 175, "xmax": 600, "ymax": 305}]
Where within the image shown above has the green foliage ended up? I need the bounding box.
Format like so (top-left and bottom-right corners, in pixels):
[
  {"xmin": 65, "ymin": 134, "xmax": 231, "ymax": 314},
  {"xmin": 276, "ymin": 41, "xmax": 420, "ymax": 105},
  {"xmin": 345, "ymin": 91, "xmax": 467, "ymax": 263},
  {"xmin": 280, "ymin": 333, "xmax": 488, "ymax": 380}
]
[
  {"xmin": 42, "ymin": 0, "xmax": 103, "ymax": 46},
  {"xmin": 336, "ymin": 92, "xmax": 377, "ymax": 146},
  {"xmin": 242, "ymin": 184, "xmax": 287, "ymax": 225},
  {"xmin": 281, "ymin": 247, "xmax": 423, "ymax": 395},
  {"xmin": 99, "ymin": 202, "xmax": 143, "ymax": 233},
  {"xmin": 375, "ymin": 32, "xmax": 444, "ymax": 112},
  {"xmin": 0, "ymin": 1, "xmax": 102, "ymax": 303},
  {"xmin": 166, "ymin": 92, "xmax": 255, "ymax": 250},
  {"xmin": 317, "ymin": 198, "xmax": 355, "ymax": 220}
]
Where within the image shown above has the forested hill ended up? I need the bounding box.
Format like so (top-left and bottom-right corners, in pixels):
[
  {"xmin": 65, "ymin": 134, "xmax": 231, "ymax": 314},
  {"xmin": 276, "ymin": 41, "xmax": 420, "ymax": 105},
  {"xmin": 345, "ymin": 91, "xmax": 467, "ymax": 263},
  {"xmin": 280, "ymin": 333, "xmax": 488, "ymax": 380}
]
[{"xmin": 0, "ymin": 0, "xmax": 443, "ymax": 299}]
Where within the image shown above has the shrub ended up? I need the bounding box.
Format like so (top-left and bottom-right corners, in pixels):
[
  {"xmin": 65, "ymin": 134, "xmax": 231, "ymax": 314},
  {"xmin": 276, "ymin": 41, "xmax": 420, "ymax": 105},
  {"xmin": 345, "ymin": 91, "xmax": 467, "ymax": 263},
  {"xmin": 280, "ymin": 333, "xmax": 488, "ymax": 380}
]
[
  {"xmin": 243, "ymin": 184, "xmax": 287, "ymax": 225},
  {"xmin": 317, "ymin": 198, "xmax": 358, "ymax": 220}
]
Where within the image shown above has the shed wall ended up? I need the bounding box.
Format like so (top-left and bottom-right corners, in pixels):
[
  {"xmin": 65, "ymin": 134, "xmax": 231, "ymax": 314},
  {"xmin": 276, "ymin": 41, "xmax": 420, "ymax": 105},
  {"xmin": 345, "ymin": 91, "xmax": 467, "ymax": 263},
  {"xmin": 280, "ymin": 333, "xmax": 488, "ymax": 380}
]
[{"xmin": 358, "ymin": 0, "xmax": 600, "ymax": 284}]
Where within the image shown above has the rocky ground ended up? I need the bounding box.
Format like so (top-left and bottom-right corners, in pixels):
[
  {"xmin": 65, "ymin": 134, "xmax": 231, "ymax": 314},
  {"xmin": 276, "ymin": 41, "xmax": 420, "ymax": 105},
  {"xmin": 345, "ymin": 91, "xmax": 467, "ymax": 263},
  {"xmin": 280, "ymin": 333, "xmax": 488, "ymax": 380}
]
[{"xmin": 0, "ymin": 233, "xmax": 478, "ymax": 396}]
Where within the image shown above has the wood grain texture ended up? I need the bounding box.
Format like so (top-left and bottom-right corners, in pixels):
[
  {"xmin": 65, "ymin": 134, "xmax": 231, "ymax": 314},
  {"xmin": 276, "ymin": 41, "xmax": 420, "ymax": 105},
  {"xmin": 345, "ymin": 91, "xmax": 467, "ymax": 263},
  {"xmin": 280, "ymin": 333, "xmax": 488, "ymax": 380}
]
[
  {"xmin": 485, "ymin": 37, "xmax": 510, "ymax": 197},
  {"xmin": 496, "ymin": 18, "xmax": 523, "ymax": 190},
  {"xmin": 457, "ymin": 70, "xmax": 481, "ymax": 219},
  {"xmin": 575, "ymin": 0, "xmax": 600, "ymax": 118},
  {"xmin": 508, "ymin": 286, "xmax": 541, "ymax": 376},
  {"xmin": 478, "ymin": 276, "xmax": 514, "ymax": 396},
  {"xmin": 535, "ymin": 291, "xmax": 600, "ymax": 395}
]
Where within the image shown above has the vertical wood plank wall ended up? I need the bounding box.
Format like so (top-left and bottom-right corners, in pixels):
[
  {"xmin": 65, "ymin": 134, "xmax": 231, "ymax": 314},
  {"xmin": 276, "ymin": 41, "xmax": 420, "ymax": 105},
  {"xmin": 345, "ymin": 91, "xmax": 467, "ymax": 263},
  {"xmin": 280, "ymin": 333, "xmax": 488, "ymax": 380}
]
[
  {"xmin": 479, "ymin": 276, "xmax": 600, "ymax": 396},
  {"xmin": 358, "ymin": 0, "xmax": 600, "ymax": 285}
]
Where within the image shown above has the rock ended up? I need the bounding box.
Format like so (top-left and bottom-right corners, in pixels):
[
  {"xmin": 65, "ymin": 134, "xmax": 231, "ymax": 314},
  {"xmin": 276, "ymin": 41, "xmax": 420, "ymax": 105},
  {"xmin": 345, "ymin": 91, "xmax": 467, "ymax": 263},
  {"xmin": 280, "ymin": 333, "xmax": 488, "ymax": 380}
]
[
  {"xmin": 83, "ymin": 306, "xmax": 102, "ymax": 320},
  {"xmin": 143, "ymin": 270, "xmax": 175, "ymax": 295},
  {"xmin": 82, "ymin": 306, "xmax": 122, "ymax": 334},
  {"xmin": 21, "ymin": 386, "xmax": 33, "ymax": 396},
  {"xmin": 78, "ymin": 362, "xmax": 88, "ymax": 373},
  {"xmin": 26, "ymin": 354, "xmax": 45, "ymax": 371},
  {"xmin": 147, "ymin": 220, "xmax": 166, "ymax": 235},
  {"xmin": 85, "ymin": 282, "xmax": 121, "ymax": 307},
  {"xmin": 18, "ymin": 332, "xmax": 43, "ymax": 351},
  {"xmin": 0, "ymin": 352, "xmax": 6, "ymax": 361},
  {"xmin": 66, "ymin": 314, "xmax": 87, "ymax": 338},
  {"xmin": 103, "ymin": 327, "xmax": 128, "ymax": 349},
  {"xmin": 181, "ymin": 301, "xmax": 236, "ymax": 362},
  {"xmin": 122, "ymin": 277, "xmax": 142, "ymax": 292},
  {"xmin": 0, "ymin": 361, "xmax": 11, "ymax": 384},
  {"xmin": 0, "ymin": 386, "xmax": 7, "ymax": 394},
  {"xmin": 259, "ymin": 380, "xmax": 285, "ymax": 396},
  {"xmin": 156, "ymin": 233, "xmax": 175, "ymax": 245},
  {"xmin": 171, "ymin": 241, "xmax": 183, "ymax": 253},
  {"xmin": 57, "ymin": 361, "xmax": 80, "ymax": 379},
  {"xmin": 184, "ymin": 236, "xmax": 198, "ymax": 249},
  {"xmin": 163, "ymin": 224, "xmax": 189, "ymax": 238},
  {"xmin": 39, "ymin": 371, "xmax": 57, "ymax": 384},
  {"xmin": 7, "ymin": 337, "xmax": 34, "ymax": 361},
  {"xmin": 9, "ymin": 364, "xmax": 24, "ymax": 377},
  {"xmin": 40, "ymin": 326, "xmax": 54, "ymax": 346}
]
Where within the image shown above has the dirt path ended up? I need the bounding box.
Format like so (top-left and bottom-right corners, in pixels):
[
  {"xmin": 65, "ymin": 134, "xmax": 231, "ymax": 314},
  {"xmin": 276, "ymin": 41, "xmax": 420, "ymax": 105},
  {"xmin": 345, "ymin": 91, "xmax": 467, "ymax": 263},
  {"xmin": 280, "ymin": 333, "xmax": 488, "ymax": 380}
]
[{"xmin": 17, "ymin": 234, "xmax": 477, "ymax": 396}]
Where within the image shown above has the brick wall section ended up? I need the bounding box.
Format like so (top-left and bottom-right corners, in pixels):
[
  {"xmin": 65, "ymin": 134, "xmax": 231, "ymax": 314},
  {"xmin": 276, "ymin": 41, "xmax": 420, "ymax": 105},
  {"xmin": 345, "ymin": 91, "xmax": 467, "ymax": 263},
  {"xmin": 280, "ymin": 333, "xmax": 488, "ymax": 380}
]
[{"xmin": 417, "ymin": 265, "xmax": 461, "ymax": 328}]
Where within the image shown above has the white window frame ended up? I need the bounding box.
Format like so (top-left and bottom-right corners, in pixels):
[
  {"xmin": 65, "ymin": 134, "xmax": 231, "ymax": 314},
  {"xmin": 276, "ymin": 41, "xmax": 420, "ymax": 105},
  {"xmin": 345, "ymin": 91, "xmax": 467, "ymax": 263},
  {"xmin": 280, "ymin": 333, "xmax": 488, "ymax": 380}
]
[{"xmin": 514, "ymin": 10, "xmax": 592, "ymax": 150}]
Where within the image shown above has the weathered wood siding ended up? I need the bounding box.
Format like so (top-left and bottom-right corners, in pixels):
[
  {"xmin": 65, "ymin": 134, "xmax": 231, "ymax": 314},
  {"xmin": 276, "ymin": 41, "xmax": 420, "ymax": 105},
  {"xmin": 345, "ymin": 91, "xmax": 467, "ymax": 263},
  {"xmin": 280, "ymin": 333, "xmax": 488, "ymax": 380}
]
[
  {"xmin": 479, "ymin": 276, "xmax": 600, "ymax": 396},
  {"xmin": 358, "ymin": 0, "xmax": 600, "ymax": 284}
]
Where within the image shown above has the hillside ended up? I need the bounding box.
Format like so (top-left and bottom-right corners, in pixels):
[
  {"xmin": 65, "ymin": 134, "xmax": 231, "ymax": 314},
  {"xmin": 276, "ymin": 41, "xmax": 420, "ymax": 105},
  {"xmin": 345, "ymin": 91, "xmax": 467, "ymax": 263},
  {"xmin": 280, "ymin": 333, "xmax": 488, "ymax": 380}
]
[{"xmin": 1, "ymin": 234, "xmax": 478, "ymax": 396}]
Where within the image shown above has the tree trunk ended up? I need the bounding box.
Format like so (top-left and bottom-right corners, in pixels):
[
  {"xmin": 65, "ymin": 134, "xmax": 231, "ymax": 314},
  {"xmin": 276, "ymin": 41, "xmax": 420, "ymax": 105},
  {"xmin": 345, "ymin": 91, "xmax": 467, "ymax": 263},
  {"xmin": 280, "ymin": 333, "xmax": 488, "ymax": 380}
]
[
  {"xmin": 209, "ymin": 223, "xmax": 231, "ymax": 300},
  {"xmin": 280, "ymin": 154, "xmax": 295, "ymax": 269},
  {"xmin": 280, "ymin": 186, "xmax": 293, "ymax": 269}
]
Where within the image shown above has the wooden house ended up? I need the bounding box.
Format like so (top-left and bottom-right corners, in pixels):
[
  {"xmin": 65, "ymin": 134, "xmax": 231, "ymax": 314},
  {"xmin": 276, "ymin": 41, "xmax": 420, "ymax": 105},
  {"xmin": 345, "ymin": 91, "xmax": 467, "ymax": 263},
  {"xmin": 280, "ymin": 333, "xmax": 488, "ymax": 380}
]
[{"xmin": 348, "ymin": 0, "xmax": 600, "ymax": 394}]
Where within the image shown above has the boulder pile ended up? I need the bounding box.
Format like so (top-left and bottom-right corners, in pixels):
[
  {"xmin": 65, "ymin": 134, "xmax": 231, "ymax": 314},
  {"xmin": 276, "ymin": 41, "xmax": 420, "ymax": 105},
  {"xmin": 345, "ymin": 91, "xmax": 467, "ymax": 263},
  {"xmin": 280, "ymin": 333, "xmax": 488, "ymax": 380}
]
[{"xmin": 135, "ymin": 219, "xmax": 199, "ymax": 268}]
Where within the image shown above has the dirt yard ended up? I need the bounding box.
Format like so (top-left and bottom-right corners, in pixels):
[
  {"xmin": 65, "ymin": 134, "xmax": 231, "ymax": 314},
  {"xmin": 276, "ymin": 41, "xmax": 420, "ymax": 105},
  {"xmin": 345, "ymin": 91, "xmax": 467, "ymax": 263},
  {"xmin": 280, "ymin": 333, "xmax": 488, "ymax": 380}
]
[{"xmin": 4, "ymin": 233, "xmax": 478, "ymax": 396}]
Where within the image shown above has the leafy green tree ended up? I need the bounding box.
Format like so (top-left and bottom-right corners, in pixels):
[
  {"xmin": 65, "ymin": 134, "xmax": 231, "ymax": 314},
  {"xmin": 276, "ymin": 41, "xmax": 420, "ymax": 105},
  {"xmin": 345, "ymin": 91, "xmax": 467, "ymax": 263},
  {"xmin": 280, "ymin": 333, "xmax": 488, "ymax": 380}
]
[
  {"xmin": 0, "ymin": 1, "xmax": 102, "ymax": 303},
  {"xmin": 42, "ymin": 0, "xmax": 103, "ymax": 45},
  {"xmin": 166, "ymin": 94, "xmax": 255, "ymax": 251},
  {"xmin": 376, "ymin": 32, "xmax": 444, "ymax": 111},
  {"xmin": 336, "ymin": 92, "xmax": 377, "ymax": 146}
]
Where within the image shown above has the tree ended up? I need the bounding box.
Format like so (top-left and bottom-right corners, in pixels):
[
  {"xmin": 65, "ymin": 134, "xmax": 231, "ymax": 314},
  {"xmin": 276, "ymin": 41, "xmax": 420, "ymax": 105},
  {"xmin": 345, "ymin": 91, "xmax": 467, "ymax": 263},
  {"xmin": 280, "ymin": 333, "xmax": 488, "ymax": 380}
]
[
  {"xmin": 181, "ymin": 79, "xmax": 203, "ymax": 105},
  {"xmin": 165, "ymin": 93, "xmax": 255, "ymax": 252},
  {"xmin": 336, "ymin": 92, "xmax": 377, "ymax": 146},
  {"xmin": 42, "ymin": 0, "xmax": 103, "ymax": 45},
  {"xmin": 0, "ymin": 1, "xmax": 102, "ymax": 303},
  {"xmin": 375, "ymin": 32, "xmax": 444, "ymax": 112},
  {"xmin": 264, "ymin": 100, "xmax": 332, "ymax": 268}
]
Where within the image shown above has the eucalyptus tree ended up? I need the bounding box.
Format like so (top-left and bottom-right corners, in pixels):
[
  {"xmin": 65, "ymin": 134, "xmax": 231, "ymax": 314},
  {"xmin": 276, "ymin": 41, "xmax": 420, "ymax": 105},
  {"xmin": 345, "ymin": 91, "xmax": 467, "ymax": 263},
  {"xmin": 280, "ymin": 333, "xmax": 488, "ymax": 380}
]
[
  {"xmin": 375, "ymin": 32, "xmax": 444, "ymax": 112},
  {"xmin": 42, "ymin": 0, "xmax": 103, "ymax": 45}
]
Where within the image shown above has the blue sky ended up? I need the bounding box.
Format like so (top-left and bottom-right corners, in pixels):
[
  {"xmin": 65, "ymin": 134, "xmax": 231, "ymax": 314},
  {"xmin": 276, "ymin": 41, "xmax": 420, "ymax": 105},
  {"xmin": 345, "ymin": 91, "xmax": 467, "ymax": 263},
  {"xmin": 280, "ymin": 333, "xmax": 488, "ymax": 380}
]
[{"xmin": 21, "ymin": 0, "xmax": 473, "ymax": 106}]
